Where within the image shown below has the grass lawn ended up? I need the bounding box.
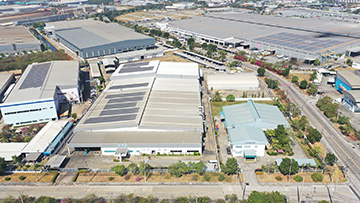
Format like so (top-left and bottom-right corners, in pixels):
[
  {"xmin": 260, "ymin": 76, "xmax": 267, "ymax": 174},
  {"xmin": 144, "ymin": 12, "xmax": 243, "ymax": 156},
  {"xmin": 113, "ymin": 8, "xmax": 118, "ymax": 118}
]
[
  {"xmin": 0, "ymin": 172, "xmax": 58, "ymax": 183},
  {"xmin": 76, "ymin": 172, "xmax": 239, "ymax": 183},
  {"xmin": 211, "ymin": 100, "xmax": 274, "ymax": 117},
  {"xmin": 257, "ymin": 171, "xmax": 346, "ymax": 183}
]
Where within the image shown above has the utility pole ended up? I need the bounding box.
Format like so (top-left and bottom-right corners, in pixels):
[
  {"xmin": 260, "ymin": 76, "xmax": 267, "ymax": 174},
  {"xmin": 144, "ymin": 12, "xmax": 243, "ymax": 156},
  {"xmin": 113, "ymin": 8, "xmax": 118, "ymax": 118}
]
[{"xmin": 288, "ymin": 159, "xmax": 293, "ymax": 182}]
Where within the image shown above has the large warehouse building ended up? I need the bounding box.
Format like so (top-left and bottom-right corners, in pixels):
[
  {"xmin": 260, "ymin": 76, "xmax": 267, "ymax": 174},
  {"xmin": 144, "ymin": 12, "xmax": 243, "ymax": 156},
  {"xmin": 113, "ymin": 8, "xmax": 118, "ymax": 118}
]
[
  {"xmin": 0, "ymin": 61, "xmax": 80, "ymax": 126},
  {"xmin": 0, "ymin": 26, "xmax": 41, "ymax": 54},
  {"xmin": 168, "ymin": 12, "xmax": 360, "ymax": 61},
  {"xmin": 206, "ymin": 73, "xmax": 259, "ymax": 90},
  {"xmin": 222, "ymin": 100, "xmax": 289, "ymax": 158},
  {"xmin": 67, "ymin": 61, "xmax": 204, "ymax": 158},
  {"xmin": 0, "ymin": 72, "xmax": 15, "ymax": 102},
  {"xmin": 46, "ymin": 19, "xmax": 155, "ymax": 59}
]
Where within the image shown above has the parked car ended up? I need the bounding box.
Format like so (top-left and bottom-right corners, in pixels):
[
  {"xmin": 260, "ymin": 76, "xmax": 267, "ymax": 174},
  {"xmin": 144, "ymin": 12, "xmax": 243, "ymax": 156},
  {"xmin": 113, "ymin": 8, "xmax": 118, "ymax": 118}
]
[{"xmin": 226, "ymin": 147, "xmax": 232, "ymax": 155}]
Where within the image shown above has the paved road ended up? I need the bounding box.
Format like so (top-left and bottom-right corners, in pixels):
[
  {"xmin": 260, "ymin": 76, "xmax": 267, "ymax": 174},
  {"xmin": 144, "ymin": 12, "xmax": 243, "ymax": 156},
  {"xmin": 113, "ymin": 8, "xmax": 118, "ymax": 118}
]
[
  {"xmin": 0, "ymin": 184, "xmax": 358, "ymax": 202},
  {"xmin": 242, "ymin": 62, "xmax": 360, "ymax": 200}
]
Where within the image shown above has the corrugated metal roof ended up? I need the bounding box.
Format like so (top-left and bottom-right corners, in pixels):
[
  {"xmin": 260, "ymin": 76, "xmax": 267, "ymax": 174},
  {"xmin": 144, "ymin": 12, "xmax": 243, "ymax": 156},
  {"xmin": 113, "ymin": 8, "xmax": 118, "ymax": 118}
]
[
  {"xmin": 0, "ymin": 143, "xmax": 28, "ymax": 161},
  {"xmin": 228, "ymin": 126, "xmax": 268, "ymax": 145}
]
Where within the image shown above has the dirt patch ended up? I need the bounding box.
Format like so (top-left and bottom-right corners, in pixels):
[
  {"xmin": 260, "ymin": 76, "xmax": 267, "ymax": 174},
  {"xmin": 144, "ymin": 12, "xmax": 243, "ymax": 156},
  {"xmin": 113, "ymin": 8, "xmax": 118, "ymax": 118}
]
[
  {"xmin": 0, "ymin": 172, "xmax": 58, "ymax": 183},
  {"xmin": 142, "ymin": 53, "xmax": 191, "ymax": 63}
]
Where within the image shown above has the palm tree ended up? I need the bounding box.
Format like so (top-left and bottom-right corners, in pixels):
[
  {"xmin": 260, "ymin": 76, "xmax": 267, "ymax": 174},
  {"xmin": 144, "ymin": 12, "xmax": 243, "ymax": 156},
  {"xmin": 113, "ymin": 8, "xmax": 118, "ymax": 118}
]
[{"xmin": 212, "ymin": 91, "xmax": 222, "ymax": 102}]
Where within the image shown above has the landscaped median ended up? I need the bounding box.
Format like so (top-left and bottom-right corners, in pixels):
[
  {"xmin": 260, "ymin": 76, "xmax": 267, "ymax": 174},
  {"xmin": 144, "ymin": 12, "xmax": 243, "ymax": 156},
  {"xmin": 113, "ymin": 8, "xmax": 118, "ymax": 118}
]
[
  {"xmin": 0, "ymin": 172, "xmax": 59, "ymax": 183},
  {"xmin": 73, "ymin": 172, "xmax": 239, "ymax": 184}
]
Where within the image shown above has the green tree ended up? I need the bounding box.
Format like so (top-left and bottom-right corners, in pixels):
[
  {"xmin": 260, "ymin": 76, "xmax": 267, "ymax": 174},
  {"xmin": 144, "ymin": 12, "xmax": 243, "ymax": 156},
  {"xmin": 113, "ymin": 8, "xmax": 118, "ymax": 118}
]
[
  {"xmin": 207, "ymin": 44, "xmax": 217, "ymax": 53},
  {"xmin": 338, "ymin": 116, "xmax": 350, "ymax": 125},
  {"xmin": 346, "ymin": 58, "xmax": 353, "ymax": 66},
  {"xmin": 139, "ymin": 162, "xmax": 151, "ymax": 179},
  {"xmin": 257, "ymin": 67, "xmax": 266, "ymax": 76},
  {"xmin": 34, "ymin": 196, "xmax": 56, "ymax": 203},
  {"xmin": 224, "ymin": 194, "xmax": 238, "ymax": 203},
  {"xmin": 0, "ymin": 157, "xmax": 7, "ymax": 174},
  {"xmin": 111, "ymin": 165, "xmax": 127, "ymax": 176},
  {"xmin": 325, "ymin": 153, "xmax": 337, "ymax": 166},
  {"xmin": 265, "ymin": 78, "xmax": 279, "ymax": 89},
  {"xmin": 324, "ymin": 103, "xmax": 339, "ymax": 118},
  {"xmin": 291, "ymin": 75, "xmax": 299, "ymax": 83},
  {"xmin": 127, "ymin": 163, "xmax": 138, "ymax": 173},
  {"xmin": 192, "ymin": 161, "xmax": 206, "ymax": 175},
  {"xmin": 310, "ymin": 71, "xmax": 317, "ymax": 81},
  {"xmin": 279, "ymin": 158, "xmax": 299, "ymax": 175},
  {"xmin": 12, "ymin": 155, "xmax": 22, "ymax": 166},
  {"xmin": 221, "ymin": 158, "xmax": 238, "ymax": 175},
  {"xmin": 212, "ymin": 91, "xmax": 222, "ymax": 102},
  {"xmin": 316, "ymin": 96, "xmax": 333, "ymax": 111},
  {"xmin": 201, "ymin": 43, "xmax": 208, "ymax": 49},
  {"xmin": 163, "ymin": 32, "xmax": 170, "ymax": 38},
  {"xmin": 168, "ymin": 161, "xmax": 191, "ymax": 177},
  {"xmin": 307, "ymin": 83, "xmax": 318, "ymax": 95},
  {"xmin": 307, "ymin": 127, "xmax": 322, "ymax": 143},
  {"xmin": 281, "ymin": 68, "xmax": 290, "ymax": 77},
  {"xmin": 314, "ymin": 59, "xmax": 321, "ymax": 66},
  {"xmin": 226, "ymin": 94, "xmax": 235, "ymax": 102},
  {"xmin": 299, "ymin": 80, "xmax": 308, "ymax": 89}
]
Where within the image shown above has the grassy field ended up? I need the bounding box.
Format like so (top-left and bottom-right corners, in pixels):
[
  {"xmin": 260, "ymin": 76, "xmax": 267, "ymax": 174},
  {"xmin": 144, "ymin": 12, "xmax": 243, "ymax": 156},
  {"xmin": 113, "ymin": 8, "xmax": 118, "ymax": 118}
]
[
  {"xmin": 0, "ymin": 172, "xmax": 58, "ymax": 183},
  {"xmin": 211, "ymin": 100, "xmax": 274, "ymax": 117}
]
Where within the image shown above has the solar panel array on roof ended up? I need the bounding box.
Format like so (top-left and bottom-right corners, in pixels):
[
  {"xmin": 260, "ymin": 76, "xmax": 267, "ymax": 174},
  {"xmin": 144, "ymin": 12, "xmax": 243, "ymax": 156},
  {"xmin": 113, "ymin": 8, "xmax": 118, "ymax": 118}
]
[
  {"xmin": 84, "ymin": 114, "xmax": 137, "ymax": 124},
  {"xmin": 107, "ymin": 96, "xmax": 143, "ymax": 103},
  {"xmin": 19, "ymin": 63, "xmax": 51, "ymax": 90},
  {"xmin": 104, "ymin": 102, "xmax": 137, "ymax": 109},
  {"xmin": 119, "ymin": 66, "xmax": 154, "ymax": 73},
  {"xmin": 254, "ymin": 32, "xmax": 347, "ymax": 52},
  {"xmin": 105, "ymin": 92, "xmax": 145, "ymax": 99},
  {"xmin": 100, "ymin": 107, "xmax": 139, "ymax": 116},
  {"xmin": 122, "ymin": 62, "xmax": 149, "ymax": 68},
  {"xmin": 109, "ymin": 82, "xmax": 149, "ymax": 90}
]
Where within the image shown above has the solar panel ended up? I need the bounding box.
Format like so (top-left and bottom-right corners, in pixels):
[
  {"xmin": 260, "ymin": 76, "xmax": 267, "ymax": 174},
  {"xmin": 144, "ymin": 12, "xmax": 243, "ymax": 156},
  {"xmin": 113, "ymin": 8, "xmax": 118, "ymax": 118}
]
[
  {"xmin": 105, "ymin": 92, "xmax": 145, "ymax": 99},
  {"xmin": 100, "ymin": 107, "xmax": 139, "ymax": 116},
  {"xmin": 107, "ymin": 96, "xmax": 143, "ymax": 103},
  {"xmin": 109, "ymin": 82, "xmax": 149, "ymax": 90},
  {"xmin": 19, "ymin": 63, "xmax": 51, "ymax": 90},
  {"xmin": 119, "ymin": 66, "xmax": 154, "ymax": 73},
  {"xmin": 104, "ymin": 102, "xmax": 137, "ymax": 109},
  {"xmin": 84, "ymin": 114, "xmax": 137, "ymax": 124}
]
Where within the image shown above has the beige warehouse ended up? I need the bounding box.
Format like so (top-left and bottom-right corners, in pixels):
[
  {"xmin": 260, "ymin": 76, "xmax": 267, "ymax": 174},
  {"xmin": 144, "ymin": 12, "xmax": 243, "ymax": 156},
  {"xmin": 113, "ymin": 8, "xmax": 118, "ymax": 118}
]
[{"xmin": 206, "ymin": 73, "xmax": 259, "ymax": 90}]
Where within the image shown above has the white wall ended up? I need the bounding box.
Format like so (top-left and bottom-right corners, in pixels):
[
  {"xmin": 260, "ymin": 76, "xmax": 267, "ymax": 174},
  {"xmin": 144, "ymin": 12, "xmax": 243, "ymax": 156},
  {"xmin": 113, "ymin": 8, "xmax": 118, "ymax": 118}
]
[
  {"xmin": 1, "ymin": 99, "xmax": 58, "ymax": 126},
  {"xmin": 231, "ymin": 144, "xmax": 265, "ymax": 157},
  {"xmin": 101, "ymin": 146, "xmax": 202, "ymax": 156},
  {"xmin": 57, "ymin": 87, "xmax": 80, "ymax": 103}
]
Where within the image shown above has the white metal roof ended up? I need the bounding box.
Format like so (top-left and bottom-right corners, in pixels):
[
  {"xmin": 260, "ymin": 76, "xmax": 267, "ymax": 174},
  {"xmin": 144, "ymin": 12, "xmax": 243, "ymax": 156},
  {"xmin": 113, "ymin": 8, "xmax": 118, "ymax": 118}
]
[
  {"xmin": 2, "ymin": 61, "xmax": 79, "ymax": 104},
  {"xmin": 206, "ymin": 73, "xmax": 259, "ymax": 88},
  {"xmin": 0, "ymin": 143, "xmax": 28, "ymax": 161},
  {"xmin": 156, "ymin": 62, "xmax": 199, "ymax": 79},
  {"xmin": 21, "ymin": 120, "xmax": 69, "ymax": 154}
]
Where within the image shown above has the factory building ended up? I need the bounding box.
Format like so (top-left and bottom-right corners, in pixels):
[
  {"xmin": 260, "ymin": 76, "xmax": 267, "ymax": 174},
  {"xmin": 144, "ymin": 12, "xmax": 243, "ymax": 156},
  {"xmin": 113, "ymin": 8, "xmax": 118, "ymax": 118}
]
[
  {"xmin": 67, "ymin": 61, "xmax": 204, "ymax": 159},
  {"xmin": 0, "ymin": 26, "xmax": 41, "ymax": 54},
  {"xmin": 168, "ymin": 12, "xmax": 360, "ymax": 61},
  {"xmin": 222, "ymin": 100, "xmax": 289, "ymax": 158},
  {"xmin": 46, "ymin": 19, "xmax": 155, "ymax": 59},
  {"xmin": 0, "ymin": 61, "xmax": 80, "ymax": 126},
  {"xmin": 206, "ymin": 73, "xmax": 259, "ymax": 90}
]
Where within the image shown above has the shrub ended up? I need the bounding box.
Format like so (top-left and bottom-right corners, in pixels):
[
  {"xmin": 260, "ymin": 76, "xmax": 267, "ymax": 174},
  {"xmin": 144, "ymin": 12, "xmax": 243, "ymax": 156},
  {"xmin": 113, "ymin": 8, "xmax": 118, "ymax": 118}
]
[
  {"xmin": 72, "ymin": 171, "xmax": 80, "ymax": 182},
  {"xmin": 108, "ymin": 177, "xmax": 114, "ymax": 181},
  {"xmin": 226, "ymin": 94, "xmax": 235, "ymax": 102},
  {"xmin": 135, "ymin": 176, "xmax": 142, "ymax": 182},
  {"xmin": 192, "ymin": 174, "xmax": 199, "ymax": 181},
  {"xmin": 19, "ymin": 176, "xmax": 26, "ymax": 180},
  {"xmin": 164, "ymin": 174, "xmax": 171, "ymax": 179},
  {"xmin": 113, "ymin": 159, "xmax": 120, "ymax": 162},
  {"xmin": 293, "ymin": 175, "xmax": 303, "ymax": 182},
  {"xmin": 203, "ymin": 173, "xmax": 211, "ymax": 181},
  {"xmin": 311, "ymin": 173, "xmax": 323, "ymax": 182},
  {"xmin": 111, "ymin": 165, "xmax": 127, "ymax": 176},
  {"xmin": 288, "ymin": 152, "xmax": 294, "ymax": 156},
  {"xmin": 51, "ymin": 172, "xmax": 59, "ymax": 183},
  {"xmin": 5, "ymin": 177, "xmax": 11, "ymax": 181},
  {"xmin": 267, "ymin": 151, "xmax": 279, "ymax": 156},
  {"xmin": 218, "ymin": 174, "xmax": 225, "ymax": 181},
  {"xmin": 275, "ymin": 176, "xmax": 282, "ymax": 181},
  {"xmin": 124, "ymin": 174, "xmax": 131, "ymax": 181}
]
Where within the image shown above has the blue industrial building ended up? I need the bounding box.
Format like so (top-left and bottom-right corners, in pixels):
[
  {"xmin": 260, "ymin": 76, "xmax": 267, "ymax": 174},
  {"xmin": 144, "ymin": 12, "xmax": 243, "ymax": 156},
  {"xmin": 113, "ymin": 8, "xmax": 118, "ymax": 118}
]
[
  {"xmin": 222, "ymin": 100, "xmax": 289, "ymax": 158},
  {"xmin": 335, "ymin": 70, "xmax": 360, "ymax": 92}
]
